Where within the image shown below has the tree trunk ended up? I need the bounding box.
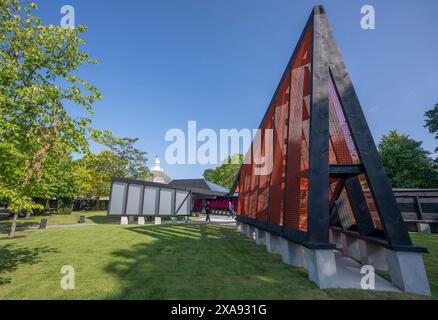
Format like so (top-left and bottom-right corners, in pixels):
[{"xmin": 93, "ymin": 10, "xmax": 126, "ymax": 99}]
[
  {"xmin": 9, "ymin": 212, "xmax": 18, "ymax": 238},
  {"xmin": 25, "ymin": 210, "xmax": 31, "ymax": 219}
]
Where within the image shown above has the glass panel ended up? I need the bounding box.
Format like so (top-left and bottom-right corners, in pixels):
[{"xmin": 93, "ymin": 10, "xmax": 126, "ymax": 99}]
[
  {"xmin": 143, "ymin": 186, "xmax": 158, "ymax": 215},
  {"xmin": 109, "ymin": 182, "xmax": 127, "ymax": 216},
  {"xmin": 126, "ymin": 184, "xmax": 143, "ymax": 215},
  {"xmin": 159, "ymin": 189, "xmax": 174, "ymax": 216},
  {"xmin": 175, "ymin": 191, "xmax": 190, "ymax": 215}
]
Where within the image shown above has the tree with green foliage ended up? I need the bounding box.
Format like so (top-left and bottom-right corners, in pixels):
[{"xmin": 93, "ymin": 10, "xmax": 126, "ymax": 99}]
[
  {"xmin": 425, "ymin": 101, "xmax": 438, "ymax": 140},
  {"xmin": 77, "ymin": 150, "xmax": 121, "ymax": 198},
  {"xmin": 0, "ymin": 0, "xmax": 103, "ymax": 235},
  {"xmin": 98, "ymin": 134, "xmax": 150, "ymax": 180},
  {"xmin": 22, "ymin": 143, "xmax": 79, "ymax": 216},
  {"xmin": 378, "ymin": 131, "xmax": 438, "ymax": 188},
  {"xmin": 77, "ymin": 136, "xmax": 150, "ymax": 197},
  {"xmin": 425, "ymin": 101, "xmax": 438, "ymax": 159},
  {"xmin": 203, "ymin": 154, "xmax": 243, "ymax": 189}
]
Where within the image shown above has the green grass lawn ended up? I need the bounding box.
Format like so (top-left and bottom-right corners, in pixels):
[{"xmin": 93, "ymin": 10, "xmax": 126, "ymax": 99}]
[
  {"xmin": 0, "ymin": 211, "xmax": 121, "ymax": 229},
  {"xmin": 0, "ymin": 223, "xmax": 436, "ymax": 300},
  {"xmin": 0, "ymin": 211, "xmax": 206, "ymax": 230}
]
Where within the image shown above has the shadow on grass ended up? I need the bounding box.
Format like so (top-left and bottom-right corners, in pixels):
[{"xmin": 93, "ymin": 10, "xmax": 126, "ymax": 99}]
[
  {"xmin": 0, "ymin": 221, "xmax": 40, "ymax": 230},
  {"xmin": 0, "ymin": 244, "xmax": 59, "ymax": 285},
  {"xmin": 87, "ymin": 215, "xmax": 120, "ymax": 224},
  {"xmin": 103, "ymin": 224, "xmax": 319, "ymax": 300}
]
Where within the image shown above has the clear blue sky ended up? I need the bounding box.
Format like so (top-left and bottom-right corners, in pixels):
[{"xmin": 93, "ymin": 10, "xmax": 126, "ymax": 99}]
[{"xmin": 36, "ymin": 0, "xmax": 438, "ymax": 179}]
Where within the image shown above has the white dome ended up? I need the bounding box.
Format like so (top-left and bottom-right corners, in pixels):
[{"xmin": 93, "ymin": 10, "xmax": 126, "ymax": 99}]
[{"xmin": 151, "ymin": 155, "xmax": 163, "ymax": 172}]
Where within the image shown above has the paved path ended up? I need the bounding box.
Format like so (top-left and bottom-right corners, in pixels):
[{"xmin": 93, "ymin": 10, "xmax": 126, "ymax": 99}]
[
  {"xmin": 335, "ymin": 251, "xmax": 399, "ymax": 292},
  {"xmin": 0, "ymin": 216, "xmax": 236, "ymax": 232}
]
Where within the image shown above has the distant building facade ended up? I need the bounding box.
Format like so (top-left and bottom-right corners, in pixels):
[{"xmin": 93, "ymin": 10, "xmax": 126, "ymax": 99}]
[{"xmin": 147, "ymin": 155, "xmax": 172, "ymax": 184}]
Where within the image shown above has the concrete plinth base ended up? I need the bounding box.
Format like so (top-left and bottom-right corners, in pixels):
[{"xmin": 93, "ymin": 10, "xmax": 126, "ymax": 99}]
[
  {"xmin": 255, "ymin": 228, "xmax": 266, "ymax": 246},
  {"xmin": 154, "ymin": 217, "xmax": 162, "ymax": 225},
  {"xmin": 329, "ymin": 229, "xmax": 343, "ymax": 249},
  {"xmin": 359, "ymin": 240, "xmax": 388, "ymax": 271},
  {"xmin": 248, "ymin": 226, "xmax": 255, "ymax": 240},
  {"xmin": 242, "ymin": 224, "xmax": 248, "ymax": 235},
  {"xmin": 307, "ymin": 249, "xmax": 338, "ymax": 289},
  {"xmin": 137, "ymin": 217, "xmax": 145, "ymax": 225},
  {"xmin": 265, "ymin": 233, "xmax": 283, "ymax": 255},
  {"xmin": 282, "ymin": 240, "xmax": 307, "ymax": 268},
  {"xmin": 40, "ymin": 219, "xmax": 48, "ymax": 229},
  {"xmin": 243, "ymin": 224, "xmax": 255, "ymax": 239},
  {"xmin": 341, "ymin": 233, "xmax": 360, "ymax": 258},
  {"xmin": 242, "ymin": 224, "xmax": 249, "ymax": 236},
  {"xmin": 120, "ymin": 216, "xmax": 129, "ymax": 225},
  {"xmin": 171, "ymin": 217, "xmax": 177, "ymax": 224},
  {"xmin": 417, "ymin": 222, "xmax": 431, "ymax": 234},
  {"xmin": 386, "ymin": 250, "xmax": 431, "ymax": 296}
]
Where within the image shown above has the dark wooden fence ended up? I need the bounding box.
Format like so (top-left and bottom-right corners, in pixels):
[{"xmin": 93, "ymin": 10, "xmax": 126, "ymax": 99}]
[{"xmin": 392, "ymin": 189, "xmax": 438, "ymax": 233}]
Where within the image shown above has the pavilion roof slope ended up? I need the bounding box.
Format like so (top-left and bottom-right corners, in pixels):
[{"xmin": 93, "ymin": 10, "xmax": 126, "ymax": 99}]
[
  {"xmin": 169, "ymin": 179, "xmax": 230, "ymax": 195},
  {"xmin": 205, "ymin": 181, "xmax": 230, "ymax": 193},
  {"xmin": 112, "ymin": 177, "xmax": 226, "ymax": 197}
]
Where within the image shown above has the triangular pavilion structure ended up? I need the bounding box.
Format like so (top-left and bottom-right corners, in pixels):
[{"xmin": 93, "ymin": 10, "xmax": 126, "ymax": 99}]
[{"xmin": 233, "ymin": 5, "xmax": 430, "ymax": 295}]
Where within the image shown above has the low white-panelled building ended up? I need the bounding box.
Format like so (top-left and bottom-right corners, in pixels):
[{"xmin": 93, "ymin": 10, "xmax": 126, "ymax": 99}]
[{"xmin": 108, "ymin": 177, "xmax": 192, "ymax": 225}]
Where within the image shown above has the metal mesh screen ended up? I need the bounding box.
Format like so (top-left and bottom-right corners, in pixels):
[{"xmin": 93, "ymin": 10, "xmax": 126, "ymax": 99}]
[
  {"xmin": 283, "ymin": 25, "xmax": 313, "ymax": 231},
  {"xmin": 267, "ymin": 68, "xmax": 291, "ymax": 226},
  {"xmin": 328, "ymin": 76, "xmax": 383, "ymax": 232},
  {"xmin": 249, "ymin": 131, "xmax": 262, "ymax": 219},
  {"xmin": 237, "ymin": 161, "xmax": 250, "ymax": 216},
  {"xmin": 361, "ymin": 177, "xmax": 384, "ymax": 230},
  {"xmin": 329, "ymin": 179, "xmax": 356, "ymax": 229},
  {"xmin": 256, "ymin": 106, "xmax": 274, "ymax": 222},
  {"xmin": 236, "ymin": 9, "xmax": 401, "ymax": 245},
  {"xmin": 328, "ymin": 76, "xmax": 360, "ymax": 164}
]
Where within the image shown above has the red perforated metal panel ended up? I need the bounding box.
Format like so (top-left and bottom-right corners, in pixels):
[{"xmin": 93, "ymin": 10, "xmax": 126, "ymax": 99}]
[
  {"xmin": 284, "ymin": 25, "xmax": 313, "ymax": 231},
  {"xmin": 256, "ymin": 106, "xmax": 275, "ymax": 222},
  {"xmin": 237, "ymin": 165, "xmax": 245, "ymax": 216},
  {"xmin": 237, "ymin": 151, "xmax": 252, "ymax": 217},
  {"xmin": 267, "ymin": 68, "xmax": 291, "ymax": 226},
  {"xmin": 361, "ymin": 176, "xmax": 383, "ymax": 230},
  {"xmin": 249, "ymin": 143, "xmax": 259, "ymax": 219},
  {"xmin": 328, "ymin": 76, "xmax": 360, "ymax": 165},
  {"xmin": 330, "ymin": 179, "xmax": 356, "ymax": 228}
]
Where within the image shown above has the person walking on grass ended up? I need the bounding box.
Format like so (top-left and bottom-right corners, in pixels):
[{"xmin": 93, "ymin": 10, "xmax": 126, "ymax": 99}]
[
  {"xmin": 205, "ymin": 201, "xmax": 212, "ymax": 222},
  {"xmin": 228, "ymin": 200, "xmax": 235, "ymax": 219}
]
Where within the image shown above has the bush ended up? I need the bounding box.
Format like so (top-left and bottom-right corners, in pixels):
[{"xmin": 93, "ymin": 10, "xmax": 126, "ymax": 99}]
[{"xmin": 57, "ymin": 198, "xmax": 74, "ymax": 215}]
